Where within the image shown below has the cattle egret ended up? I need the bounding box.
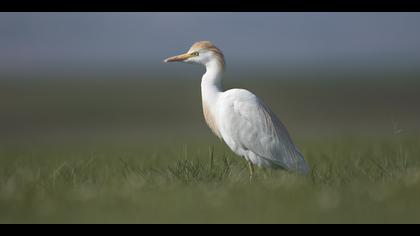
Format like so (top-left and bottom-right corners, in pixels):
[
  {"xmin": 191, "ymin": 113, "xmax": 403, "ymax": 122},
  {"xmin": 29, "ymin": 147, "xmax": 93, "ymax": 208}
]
[{"xmin": 164, "ymin": 41, "xmax": 309, "ymax": 180}]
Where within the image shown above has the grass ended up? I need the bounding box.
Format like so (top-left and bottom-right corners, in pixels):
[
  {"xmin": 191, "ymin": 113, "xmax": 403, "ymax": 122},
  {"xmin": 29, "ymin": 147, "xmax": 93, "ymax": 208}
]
[{"xmin": 1, "ymin": 134, "xmax": 419, "ymax": 224}]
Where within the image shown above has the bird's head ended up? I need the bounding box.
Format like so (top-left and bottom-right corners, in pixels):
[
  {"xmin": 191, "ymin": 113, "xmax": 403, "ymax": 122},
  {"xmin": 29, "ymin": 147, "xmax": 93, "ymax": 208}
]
[{"xmin": 164, "ymin": 41, "xmax": 225, "ymax": 70}]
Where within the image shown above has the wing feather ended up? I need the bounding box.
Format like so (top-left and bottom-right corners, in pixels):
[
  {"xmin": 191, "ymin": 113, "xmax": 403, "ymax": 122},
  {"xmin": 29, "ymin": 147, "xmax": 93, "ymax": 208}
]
[{"xmin": 223, "ymin": 91, "xmax": 309, "ymax": 175}]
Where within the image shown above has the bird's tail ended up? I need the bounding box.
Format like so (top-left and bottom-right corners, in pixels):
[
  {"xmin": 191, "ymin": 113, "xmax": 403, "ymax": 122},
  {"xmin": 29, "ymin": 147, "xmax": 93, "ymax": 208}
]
[
  {"xmin": 271, "ymin": 149, "xmax": 310, "ymax": 176},
  {"xmin": 293, "ymin": 150, "xmax": 310, "ymax": 175}
]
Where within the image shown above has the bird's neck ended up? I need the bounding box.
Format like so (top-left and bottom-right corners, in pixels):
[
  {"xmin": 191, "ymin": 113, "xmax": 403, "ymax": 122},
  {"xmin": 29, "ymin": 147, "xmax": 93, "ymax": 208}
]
[
  {"xmin": 200, "ymin": 60, "xmax": 224, "ymax": 138},
  {"xmin": 201, "ymin": 60, "xmax": 224, "ymax": 103}
]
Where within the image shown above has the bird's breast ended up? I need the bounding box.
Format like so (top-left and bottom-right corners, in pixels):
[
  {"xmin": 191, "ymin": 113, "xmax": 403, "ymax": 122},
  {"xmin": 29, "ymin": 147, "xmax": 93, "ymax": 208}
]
[{"xmin": 202, "ymin": 101, "xmax": 222, "ymax": 138}]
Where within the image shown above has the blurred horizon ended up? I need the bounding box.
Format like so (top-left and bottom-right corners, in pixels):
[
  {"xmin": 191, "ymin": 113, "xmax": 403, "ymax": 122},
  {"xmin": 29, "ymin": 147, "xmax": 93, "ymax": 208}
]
[{"xmin": 1, "ymin": 12, "xmax": 420, "ymax": 79}]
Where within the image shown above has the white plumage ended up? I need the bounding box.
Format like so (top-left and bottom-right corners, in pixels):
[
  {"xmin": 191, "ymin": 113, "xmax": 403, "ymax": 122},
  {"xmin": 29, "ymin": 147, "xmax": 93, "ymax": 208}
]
[{"xmin": 164, "ymin": 41, "xmax": 309, "ymax": 178}]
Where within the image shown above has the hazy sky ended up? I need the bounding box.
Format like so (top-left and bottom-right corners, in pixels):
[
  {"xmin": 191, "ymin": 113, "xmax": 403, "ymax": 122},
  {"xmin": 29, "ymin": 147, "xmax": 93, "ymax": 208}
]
[{"xmin": 1, "ymin": 12, "xmax": 420, "ymax": 76}]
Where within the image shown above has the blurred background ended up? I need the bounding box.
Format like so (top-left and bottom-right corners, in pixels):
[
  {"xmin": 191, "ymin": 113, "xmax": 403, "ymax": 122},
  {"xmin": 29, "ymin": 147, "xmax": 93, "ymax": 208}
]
[{"xmin": 1, "ymin": 12, "xmax": 420, "ymax": 150}]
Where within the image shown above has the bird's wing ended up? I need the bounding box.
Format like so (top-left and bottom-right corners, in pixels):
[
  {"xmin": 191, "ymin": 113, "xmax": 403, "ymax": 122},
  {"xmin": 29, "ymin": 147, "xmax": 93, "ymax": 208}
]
[{"xmin": 223, "ymin": 91, "xmax": 309, "ymax": 175}]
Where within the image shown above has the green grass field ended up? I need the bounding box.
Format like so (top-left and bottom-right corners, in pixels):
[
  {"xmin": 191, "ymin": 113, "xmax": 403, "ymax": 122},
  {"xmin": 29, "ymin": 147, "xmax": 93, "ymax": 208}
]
[
  {"xmin": 1, "ymin": 135, "xmax": 420, "ymax": 223},
  {"xmin": 1, "ymin": 74, "xmax": 420, "ymax": 223}
]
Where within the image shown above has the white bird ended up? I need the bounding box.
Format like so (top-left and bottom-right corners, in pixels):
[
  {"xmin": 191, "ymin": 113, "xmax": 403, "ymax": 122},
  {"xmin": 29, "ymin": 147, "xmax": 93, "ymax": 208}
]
[{"xmin": 164, "ymin": 41, "xmax": 309, "ymax": 179}]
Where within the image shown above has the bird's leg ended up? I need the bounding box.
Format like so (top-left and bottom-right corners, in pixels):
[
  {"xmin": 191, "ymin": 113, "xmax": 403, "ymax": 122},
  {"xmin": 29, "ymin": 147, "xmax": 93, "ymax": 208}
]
[{"xmin": 247, "ymin": 161, "xmax": 255, "ymax": 182}]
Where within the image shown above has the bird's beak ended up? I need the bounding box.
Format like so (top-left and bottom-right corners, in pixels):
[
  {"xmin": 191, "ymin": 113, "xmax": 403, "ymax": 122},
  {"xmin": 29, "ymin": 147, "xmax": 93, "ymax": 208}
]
[{"xmin": 163, "ymin": 53, "xmax": 192, "ymax": 63}]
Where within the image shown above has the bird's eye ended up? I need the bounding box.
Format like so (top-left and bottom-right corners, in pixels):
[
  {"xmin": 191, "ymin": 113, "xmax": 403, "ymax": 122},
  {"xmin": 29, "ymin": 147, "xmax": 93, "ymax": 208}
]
[{"xmin": 191, "ymin": 52, "xmax": 199, "ymax": 56}]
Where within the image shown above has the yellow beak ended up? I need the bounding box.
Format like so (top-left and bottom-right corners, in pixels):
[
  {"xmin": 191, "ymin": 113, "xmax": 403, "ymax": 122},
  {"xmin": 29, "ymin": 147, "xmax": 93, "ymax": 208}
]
[{"xmin": 163, "ymin": 53, "xmax": 193, "ymax": 63}]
